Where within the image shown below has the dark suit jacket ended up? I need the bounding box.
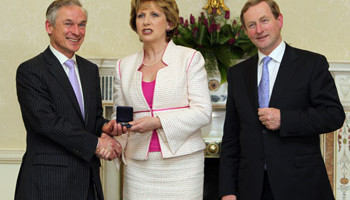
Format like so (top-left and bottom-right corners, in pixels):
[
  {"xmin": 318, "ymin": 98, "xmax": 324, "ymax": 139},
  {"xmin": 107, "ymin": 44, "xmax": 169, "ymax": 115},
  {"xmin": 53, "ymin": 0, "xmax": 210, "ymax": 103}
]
[
  {"xmin": 219, "ymin": 44, "xmax": 345, "ymax": 200},
  {"xmin": 15, "ymin": 47, "xmax": 107, "ymax": 200}
]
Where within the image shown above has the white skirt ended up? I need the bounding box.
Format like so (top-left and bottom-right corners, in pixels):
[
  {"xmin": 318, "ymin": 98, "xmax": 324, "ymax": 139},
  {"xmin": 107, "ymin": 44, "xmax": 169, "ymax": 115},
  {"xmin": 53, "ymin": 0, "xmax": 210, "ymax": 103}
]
[{"xmin": 123, "ymin": 151, "xmax": 204, "ymax": 200}]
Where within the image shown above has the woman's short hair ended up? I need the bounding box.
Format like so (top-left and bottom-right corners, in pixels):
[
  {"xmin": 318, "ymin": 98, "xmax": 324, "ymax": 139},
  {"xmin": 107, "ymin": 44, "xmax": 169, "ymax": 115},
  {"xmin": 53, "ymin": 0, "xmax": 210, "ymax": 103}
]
[
  {"xmin": 46, "ymin": 0, "xmax": 87, "ymax": 26},
  {"xmin": 130, "ymin": 0, "xmax": 179, "ymax": 41},
  {"xmin": 240, "ymin": 0, "xmax": 280, "ymax": 29}
]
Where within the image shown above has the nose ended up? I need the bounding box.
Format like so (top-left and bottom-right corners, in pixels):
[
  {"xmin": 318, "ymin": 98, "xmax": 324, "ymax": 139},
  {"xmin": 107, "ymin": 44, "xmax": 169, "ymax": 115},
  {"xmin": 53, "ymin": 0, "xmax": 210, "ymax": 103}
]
[
  {"xmin": 71, "ymin": 24, "xmax": 80, "ymax": 35},
  {"xmin": 256, "ymin": 23, "xmax": 262, "ymax": 34},
  {"xmin": 143, "ymin": 15, "xmax": 150, "ymax": 25}
]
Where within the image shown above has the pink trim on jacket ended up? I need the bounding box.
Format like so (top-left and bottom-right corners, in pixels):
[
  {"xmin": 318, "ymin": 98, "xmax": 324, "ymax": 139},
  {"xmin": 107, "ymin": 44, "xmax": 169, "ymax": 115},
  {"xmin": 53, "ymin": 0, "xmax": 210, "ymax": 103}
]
[
  {"xmin": 187, "ymin": 51, "xmax": 197, "ymax": 72},
  {"xmin": 134, "ymin": 106, "xmax": 190, "ymax": 114}
]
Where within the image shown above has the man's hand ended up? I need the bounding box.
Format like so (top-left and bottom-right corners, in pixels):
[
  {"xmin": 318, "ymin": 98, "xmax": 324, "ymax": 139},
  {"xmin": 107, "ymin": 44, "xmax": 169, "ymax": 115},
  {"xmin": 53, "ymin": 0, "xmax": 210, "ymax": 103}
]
[
  {"xmin": 258, "ymin": 107, "xmax": 281, "ymax": 130},
  {"xmin": 222, "ymin": 195, "xmax": 237, "ymax": 200},
  {"xmin": 95, "ymin": 133, "xmax": 122, "ymax": 160},
  {"xmin": 102, "ymin": 119, "xmax": 127, "ymax": 136}
]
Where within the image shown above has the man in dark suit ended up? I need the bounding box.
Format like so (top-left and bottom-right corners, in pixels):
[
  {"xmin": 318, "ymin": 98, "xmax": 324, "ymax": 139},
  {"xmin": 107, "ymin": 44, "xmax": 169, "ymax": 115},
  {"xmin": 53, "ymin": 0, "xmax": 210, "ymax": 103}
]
[
  {"xmin": 15, "ymin": 0, "xmax": 121, "ymax": 199},
  {"xmin": 219, "ymin": 0, "xmax": 345, "ymax": 200}
]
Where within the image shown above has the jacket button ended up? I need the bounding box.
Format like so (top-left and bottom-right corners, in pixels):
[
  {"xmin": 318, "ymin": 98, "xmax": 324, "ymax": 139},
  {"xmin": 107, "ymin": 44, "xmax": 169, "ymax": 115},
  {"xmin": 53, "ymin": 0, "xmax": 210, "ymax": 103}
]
[{"xmin": 262, "ymin": 130, "xmax": 267, "ymax": 134}]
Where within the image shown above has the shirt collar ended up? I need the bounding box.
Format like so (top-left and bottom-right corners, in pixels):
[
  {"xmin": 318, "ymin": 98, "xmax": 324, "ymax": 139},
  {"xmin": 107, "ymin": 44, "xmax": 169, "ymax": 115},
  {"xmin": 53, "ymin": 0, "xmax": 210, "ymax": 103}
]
[
  {"xmin": 49, "ymin": 45, "xmax": 77, "ymax": 66},
  {"xmin": 258, "ymin": 40, "xmax": 286, "ymax": 64}
]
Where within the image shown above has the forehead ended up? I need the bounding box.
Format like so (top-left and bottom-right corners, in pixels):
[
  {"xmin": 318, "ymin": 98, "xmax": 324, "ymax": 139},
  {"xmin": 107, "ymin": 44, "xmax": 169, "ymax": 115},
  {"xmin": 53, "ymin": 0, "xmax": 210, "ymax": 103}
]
[
  {"xmin": 56, "ymin": 5, "xmax": 86, "ymax": 20},
  {"xmin": 138, "ymin": 1, "xmax": 162, "ymax": 12},
  {"xmin": 244, "ymin": 2, "xmax": 272, "ymax": 20}
]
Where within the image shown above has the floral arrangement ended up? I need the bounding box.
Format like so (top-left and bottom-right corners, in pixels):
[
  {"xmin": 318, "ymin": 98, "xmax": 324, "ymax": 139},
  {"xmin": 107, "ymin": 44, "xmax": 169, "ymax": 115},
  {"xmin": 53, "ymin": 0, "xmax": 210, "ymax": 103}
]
[{"xmin": 173, "ymin": 9, "xmax": 257, "ymax": 83}]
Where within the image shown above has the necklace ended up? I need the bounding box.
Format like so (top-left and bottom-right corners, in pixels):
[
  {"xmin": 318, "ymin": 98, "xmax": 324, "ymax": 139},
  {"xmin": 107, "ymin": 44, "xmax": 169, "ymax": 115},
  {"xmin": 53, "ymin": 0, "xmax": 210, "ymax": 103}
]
[{"xmin": 142, "ymin": 60, "xmax": 161, "ymax": 67}]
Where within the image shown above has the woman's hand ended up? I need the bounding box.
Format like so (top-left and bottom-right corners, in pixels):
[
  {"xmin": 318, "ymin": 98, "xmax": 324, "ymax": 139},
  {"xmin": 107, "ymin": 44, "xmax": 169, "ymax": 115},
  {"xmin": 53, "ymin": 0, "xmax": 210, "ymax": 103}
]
[{"xmin": 129, "ymin": 116, "xmax": 161, "ymax": 133}]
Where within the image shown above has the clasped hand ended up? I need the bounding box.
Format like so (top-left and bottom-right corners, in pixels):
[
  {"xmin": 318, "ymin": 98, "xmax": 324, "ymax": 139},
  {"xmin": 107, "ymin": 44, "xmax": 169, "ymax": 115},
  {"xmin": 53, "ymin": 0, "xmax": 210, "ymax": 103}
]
[
  {"xmin": 258, "ymin": 107, "xmax": 281, "ymax": 130},
  {"xmin": 96, "ymin": 117, "xmax": 161, "ymax": 160},
  {"xmin": 95, "ymin": 133, "xmax": 122, "ymax": 160},
  {"xmin": 95, "ymin": 120, "xmax": 124, "ymax": 160}
]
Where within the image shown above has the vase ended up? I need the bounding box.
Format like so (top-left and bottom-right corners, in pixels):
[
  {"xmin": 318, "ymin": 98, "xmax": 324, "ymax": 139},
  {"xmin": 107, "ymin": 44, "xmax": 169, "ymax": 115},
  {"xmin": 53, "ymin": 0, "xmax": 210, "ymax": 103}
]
[{"xmin": 201, "ymin": 49, "xmax": 227, "ymax": 108}]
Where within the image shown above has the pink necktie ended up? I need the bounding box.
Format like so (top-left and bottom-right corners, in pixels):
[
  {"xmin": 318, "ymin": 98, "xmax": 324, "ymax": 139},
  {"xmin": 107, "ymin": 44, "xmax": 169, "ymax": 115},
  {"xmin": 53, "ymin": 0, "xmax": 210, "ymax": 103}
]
[{"xmin": 65, "ymin": 59, "xmax": 84, "ymax": 118}]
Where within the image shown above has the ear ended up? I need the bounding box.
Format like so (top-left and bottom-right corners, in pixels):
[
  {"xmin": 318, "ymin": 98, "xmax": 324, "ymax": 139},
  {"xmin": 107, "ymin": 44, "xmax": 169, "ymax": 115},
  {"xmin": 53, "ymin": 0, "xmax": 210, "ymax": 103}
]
[
  {"xmin": 277, "ymin": 14, "xmax": 283, "ymax": 29},
  {"xmin": 45, "ymin": 20, "xmax": 53, "ymax": 35},
  {"xmin": 167, "ymin": 21, "xmax": 173, "ymax": 31}
]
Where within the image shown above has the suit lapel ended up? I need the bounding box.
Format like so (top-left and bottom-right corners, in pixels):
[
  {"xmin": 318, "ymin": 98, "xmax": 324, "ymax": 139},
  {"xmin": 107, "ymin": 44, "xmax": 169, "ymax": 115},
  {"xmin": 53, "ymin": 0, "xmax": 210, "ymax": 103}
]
[
  {"xmin": 244, "ymin": 55, "xmax": 259, "ymax": 111},
  {"xmin": 44, "ymin": 47, "xmax": 85, "ymax": 122},
  {"xmin": 269, "ymin": 44, "xmax": 298, "ymax": 107}
]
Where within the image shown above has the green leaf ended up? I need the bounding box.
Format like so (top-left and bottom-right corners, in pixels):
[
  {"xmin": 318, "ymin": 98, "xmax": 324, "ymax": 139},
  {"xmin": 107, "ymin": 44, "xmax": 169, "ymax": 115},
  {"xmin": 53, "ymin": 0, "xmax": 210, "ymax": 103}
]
[
  {"xmin": 196, "ymin": 24, "xmax": 210, "ymax": 47},
  {"xmin": 214, "ymin": 45, "xmax": 241, "ymax": 66},
  {"xmin": 217, "ymin": 24, "xmax": 233, "ymax": 44},
  {"xmin": 217, "ymin": 61, "xmax": 228, "ymax": 84}
]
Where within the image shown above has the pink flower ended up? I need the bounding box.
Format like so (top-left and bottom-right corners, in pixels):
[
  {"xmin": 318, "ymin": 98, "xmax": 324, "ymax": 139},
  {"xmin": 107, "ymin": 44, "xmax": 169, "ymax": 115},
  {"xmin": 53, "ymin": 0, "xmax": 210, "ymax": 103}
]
[
  {"xmin": 228, "ymin": 38, "xmax": 235, "ymax": 45},
  {"xmin": 208, "ymin": 26, "xmax": 214, "ymax": 33},
  {"xmin": 184, "ymin": 19, "xmax": 188, "ymax": 28},
  {"xmin": 179, "ymin": 17, "xmax": 184, "ymax": 25},
  {"xmin": 209, "ymin": 23, "xmax": 217, "ymax": 33},
  {"xmin": 190, "ymin": 14, "xmax": 195, "ymax": 24},
  {"xmin": 232, "ymin": 20, "xmax": 237, "ymax": 26},
  {"xmin": 224, "ymin": 11, "xmax": 230, "ymax": 19},
  {"xmin": 217, "ymin": 24, "xmax": 221, "ymax": 31},
  {"xmin": 192, "ymin": 27, "xmax": 199, "ymax": 37},
  {"xmin": 203, "ymin": 18, "xmax": 209, "ymax": 28}
]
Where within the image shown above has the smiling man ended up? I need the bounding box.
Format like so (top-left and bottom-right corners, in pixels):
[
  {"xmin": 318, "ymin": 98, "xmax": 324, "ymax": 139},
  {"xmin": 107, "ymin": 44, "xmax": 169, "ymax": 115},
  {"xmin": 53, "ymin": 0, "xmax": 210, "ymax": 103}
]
[
  {"xmin": 219, "ymin": 0, "xmax": 345, "ymax": 200},
  {"xmin": 15, "ymin": 1, "xmax": 121, "ymax": 200}
]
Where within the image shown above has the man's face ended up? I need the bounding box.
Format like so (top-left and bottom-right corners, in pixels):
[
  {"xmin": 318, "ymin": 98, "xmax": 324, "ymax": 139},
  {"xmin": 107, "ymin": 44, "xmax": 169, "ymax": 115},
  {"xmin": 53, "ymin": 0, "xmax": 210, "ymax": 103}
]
[
  {"xmin": 46, "ymin": 5, "xmax": 87, "ymax": 58},
  {"xmin": 243, "ymin": 2, "xmax": 283, "ymax": 55}
]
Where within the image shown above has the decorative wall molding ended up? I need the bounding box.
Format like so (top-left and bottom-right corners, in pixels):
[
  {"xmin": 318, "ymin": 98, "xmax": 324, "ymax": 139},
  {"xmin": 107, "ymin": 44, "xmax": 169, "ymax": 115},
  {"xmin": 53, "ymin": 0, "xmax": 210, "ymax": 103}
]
[
  {"xmin": 329, "ymin": 62, "xmax": 350, "ymax": 72},
  {"xmin": 330, "ymin": 62, "xmax": 350, "ymax": 111},
  {"xmin": 88, "ymin": 58, "xmax": 118, "ymax": 69},
  {"xmin": 0, "ymin": 150, "xmax": 24, "ymax": 164}
]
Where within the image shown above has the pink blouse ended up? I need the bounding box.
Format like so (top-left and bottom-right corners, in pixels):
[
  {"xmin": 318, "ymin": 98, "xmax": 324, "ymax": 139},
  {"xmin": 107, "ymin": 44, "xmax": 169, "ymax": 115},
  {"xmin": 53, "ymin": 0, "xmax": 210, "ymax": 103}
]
[{"xmin": 142, "ymin": 80, "xmax": 161, "ymax": 152}]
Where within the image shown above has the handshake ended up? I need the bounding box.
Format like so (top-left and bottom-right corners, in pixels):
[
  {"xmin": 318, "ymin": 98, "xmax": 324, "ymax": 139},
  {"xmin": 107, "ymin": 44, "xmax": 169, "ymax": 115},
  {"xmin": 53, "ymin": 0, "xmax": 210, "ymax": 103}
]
[{"xmin": 95, "ymin": 119, "xmax": 128, "ymax": 160}]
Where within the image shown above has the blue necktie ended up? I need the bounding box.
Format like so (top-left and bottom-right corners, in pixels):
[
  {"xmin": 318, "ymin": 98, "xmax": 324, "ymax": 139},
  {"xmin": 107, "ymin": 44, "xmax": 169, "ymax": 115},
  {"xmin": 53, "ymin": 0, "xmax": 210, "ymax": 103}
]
[
  {"xmin": 65, "ymin": 59, "xmax": 84, "ymax": 119},
  {"xmin": 258, "ymin": 57, "xmax": 272, "ymax": 108}
]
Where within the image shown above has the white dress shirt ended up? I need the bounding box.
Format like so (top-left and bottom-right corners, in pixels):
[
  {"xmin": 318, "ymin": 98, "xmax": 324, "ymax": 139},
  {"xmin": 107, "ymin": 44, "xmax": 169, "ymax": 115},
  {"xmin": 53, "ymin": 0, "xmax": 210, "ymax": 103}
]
[
  {"xmin": 257, "ymin": 41, "xmax": 286, "ymax": 100},
  {"xmin": 49, "ymin": 45, "xmax": 84, "ymax": 106}
]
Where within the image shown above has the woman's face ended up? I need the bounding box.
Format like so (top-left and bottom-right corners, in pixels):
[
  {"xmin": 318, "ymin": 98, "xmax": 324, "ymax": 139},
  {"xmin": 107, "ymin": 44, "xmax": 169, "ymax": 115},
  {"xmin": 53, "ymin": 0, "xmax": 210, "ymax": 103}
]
[{"xmin": 135, "ymin": 1, "xmax": 170, "ymax": 43}]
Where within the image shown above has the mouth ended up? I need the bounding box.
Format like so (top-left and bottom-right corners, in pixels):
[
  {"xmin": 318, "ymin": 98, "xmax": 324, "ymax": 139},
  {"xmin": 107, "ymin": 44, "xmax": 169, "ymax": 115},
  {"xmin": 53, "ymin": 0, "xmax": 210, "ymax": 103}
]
[
  {"xmin": 256, "ymin": 34, "xmax": 268, "ymax": 41},
  {"xmin": 67, "ymin": 38, "xmax": 80, "ymax": 43},
  {"xmin": 142, "ymin": 29, "xmax": 153, "ymax": 34}
]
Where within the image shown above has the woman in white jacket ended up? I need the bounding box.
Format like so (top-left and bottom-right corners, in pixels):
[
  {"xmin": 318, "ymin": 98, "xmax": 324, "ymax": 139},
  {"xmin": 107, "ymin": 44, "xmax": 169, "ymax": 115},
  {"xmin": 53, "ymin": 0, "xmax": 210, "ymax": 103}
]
[{"xmin": 111, "ymin": 0, "xmax": 212, "ymax": 199}]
